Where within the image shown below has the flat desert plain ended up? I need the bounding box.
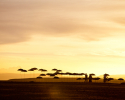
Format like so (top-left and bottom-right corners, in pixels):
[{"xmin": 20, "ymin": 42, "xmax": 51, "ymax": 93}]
[{"xmin": 1, "ymin": 81, "xmax": 125, "ymax": 100}]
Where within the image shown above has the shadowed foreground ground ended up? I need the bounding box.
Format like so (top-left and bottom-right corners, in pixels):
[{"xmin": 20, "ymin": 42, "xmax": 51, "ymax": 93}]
[{"xmin": 1, "ymin": 82, "xmax": 125, "ymax": 100}]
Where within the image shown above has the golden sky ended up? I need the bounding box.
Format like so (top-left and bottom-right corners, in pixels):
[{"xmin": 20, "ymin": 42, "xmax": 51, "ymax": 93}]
[{"xmin": 1, "ymin": 0, "xmax": 125, "ymax": 79}]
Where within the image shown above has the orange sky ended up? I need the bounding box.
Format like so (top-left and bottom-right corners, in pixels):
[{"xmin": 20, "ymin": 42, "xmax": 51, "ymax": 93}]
[{"xmin": 0, "ymin": 0, "xmax": 125, "ymax": 79}]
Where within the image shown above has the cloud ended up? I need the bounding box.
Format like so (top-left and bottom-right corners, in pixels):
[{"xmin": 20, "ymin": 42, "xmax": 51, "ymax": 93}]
[
  {"xmin": 112, "ymin": 17, "xmax": 125, "ymax": 26},
  {"xmin": 0, "ymin": 0, "xmax": 125, "ymax": 44},
  {"xmin": 0, "ymin": 32, "xmax": 30, "ymax": 44}
]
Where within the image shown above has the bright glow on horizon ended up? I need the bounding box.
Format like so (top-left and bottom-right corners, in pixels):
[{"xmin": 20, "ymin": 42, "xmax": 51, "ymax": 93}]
[{"xmin": 1, "ymin": 0, "xmax": 125, "ymax": 80}]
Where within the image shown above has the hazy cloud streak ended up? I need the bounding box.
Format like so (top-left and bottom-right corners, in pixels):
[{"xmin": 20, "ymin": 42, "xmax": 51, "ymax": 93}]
[{"xmin": 1, "ymin": 0, "xmax": 125, "ymax": 44}]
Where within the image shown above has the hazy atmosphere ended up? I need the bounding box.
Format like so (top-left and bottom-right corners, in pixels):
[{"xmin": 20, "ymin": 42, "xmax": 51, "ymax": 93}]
[{"xmin": 1, "ymin": 0, "xmax": 125, "ymax": 80}]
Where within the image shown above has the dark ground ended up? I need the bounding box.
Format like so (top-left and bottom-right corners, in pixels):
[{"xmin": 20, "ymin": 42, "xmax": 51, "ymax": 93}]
[{"xmin": 1, "ymin": 82, "xmax": 125, "ymax": 100}]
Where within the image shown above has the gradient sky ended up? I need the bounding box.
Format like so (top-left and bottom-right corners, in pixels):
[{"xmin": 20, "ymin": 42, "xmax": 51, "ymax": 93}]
[{"xmin": 1, "ymin": 0, "xmax": 125, "ymax": 79}]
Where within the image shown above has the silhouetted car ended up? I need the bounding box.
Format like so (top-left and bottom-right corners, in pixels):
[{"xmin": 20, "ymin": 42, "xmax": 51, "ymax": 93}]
[{"xmin": 54, "ymin": 76, "xmax": 59, "ymax": 79}]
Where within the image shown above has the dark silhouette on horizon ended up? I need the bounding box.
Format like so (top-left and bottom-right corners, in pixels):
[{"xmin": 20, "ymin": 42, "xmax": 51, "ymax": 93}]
[
  {"xmin": 93, "ymin": 77, "xmax": 100, "ymax": 83},
  {"xmin": 103, "ymin": 73, "xmax": 109, "ymax": 83},
  {"xmin": 17, "ymin": 68, "xmax": 24, "ymax": 71},
  {"xmin": 118, "ymin": 78, "xmax": 124, "ymax": 83},
  {"xmin": 17, "ymin": 68, "xmax": 24, "ymax": 78},
  {"xmin": 38, "ymin": 69, "xmax": 47, "ymax": 78},
  {"xmin": 54, "ymin": 76, "xmax": 59, "ymax": 79},
  {"xmin": 16, "ymin": 68, "xmax": 125, "ymax": 83},
  {"xmin": 89, "ymin": 73, "xmax": 95, "ymax": 83},
  {"xmin": 118, "ymin": 78, "xmax": 124, "ymax": 81}
]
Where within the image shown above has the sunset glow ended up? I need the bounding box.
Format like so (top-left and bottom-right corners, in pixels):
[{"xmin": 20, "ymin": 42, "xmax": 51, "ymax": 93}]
[{"xmin": 1, "ymin": 0, "xmax": 125, "ymax": 80}]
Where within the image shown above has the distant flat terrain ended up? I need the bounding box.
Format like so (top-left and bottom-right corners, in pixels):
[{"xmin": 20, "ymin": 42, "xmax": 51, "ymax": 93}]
[
  {"xmin": 7, "ymin": 78, "xmax": 124, "ymax": 83},
  {"xmin": 1, "ymin": 82, "xmax": 125, "ymax": 100}
]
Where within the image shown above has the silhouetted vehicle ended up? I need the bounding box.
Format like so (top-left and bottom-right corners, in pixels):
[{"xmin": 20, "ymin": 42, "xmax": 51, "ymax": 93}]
[{"xmin": 54, "ymin": 76, "xmax": 59, "ymax": 79}]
